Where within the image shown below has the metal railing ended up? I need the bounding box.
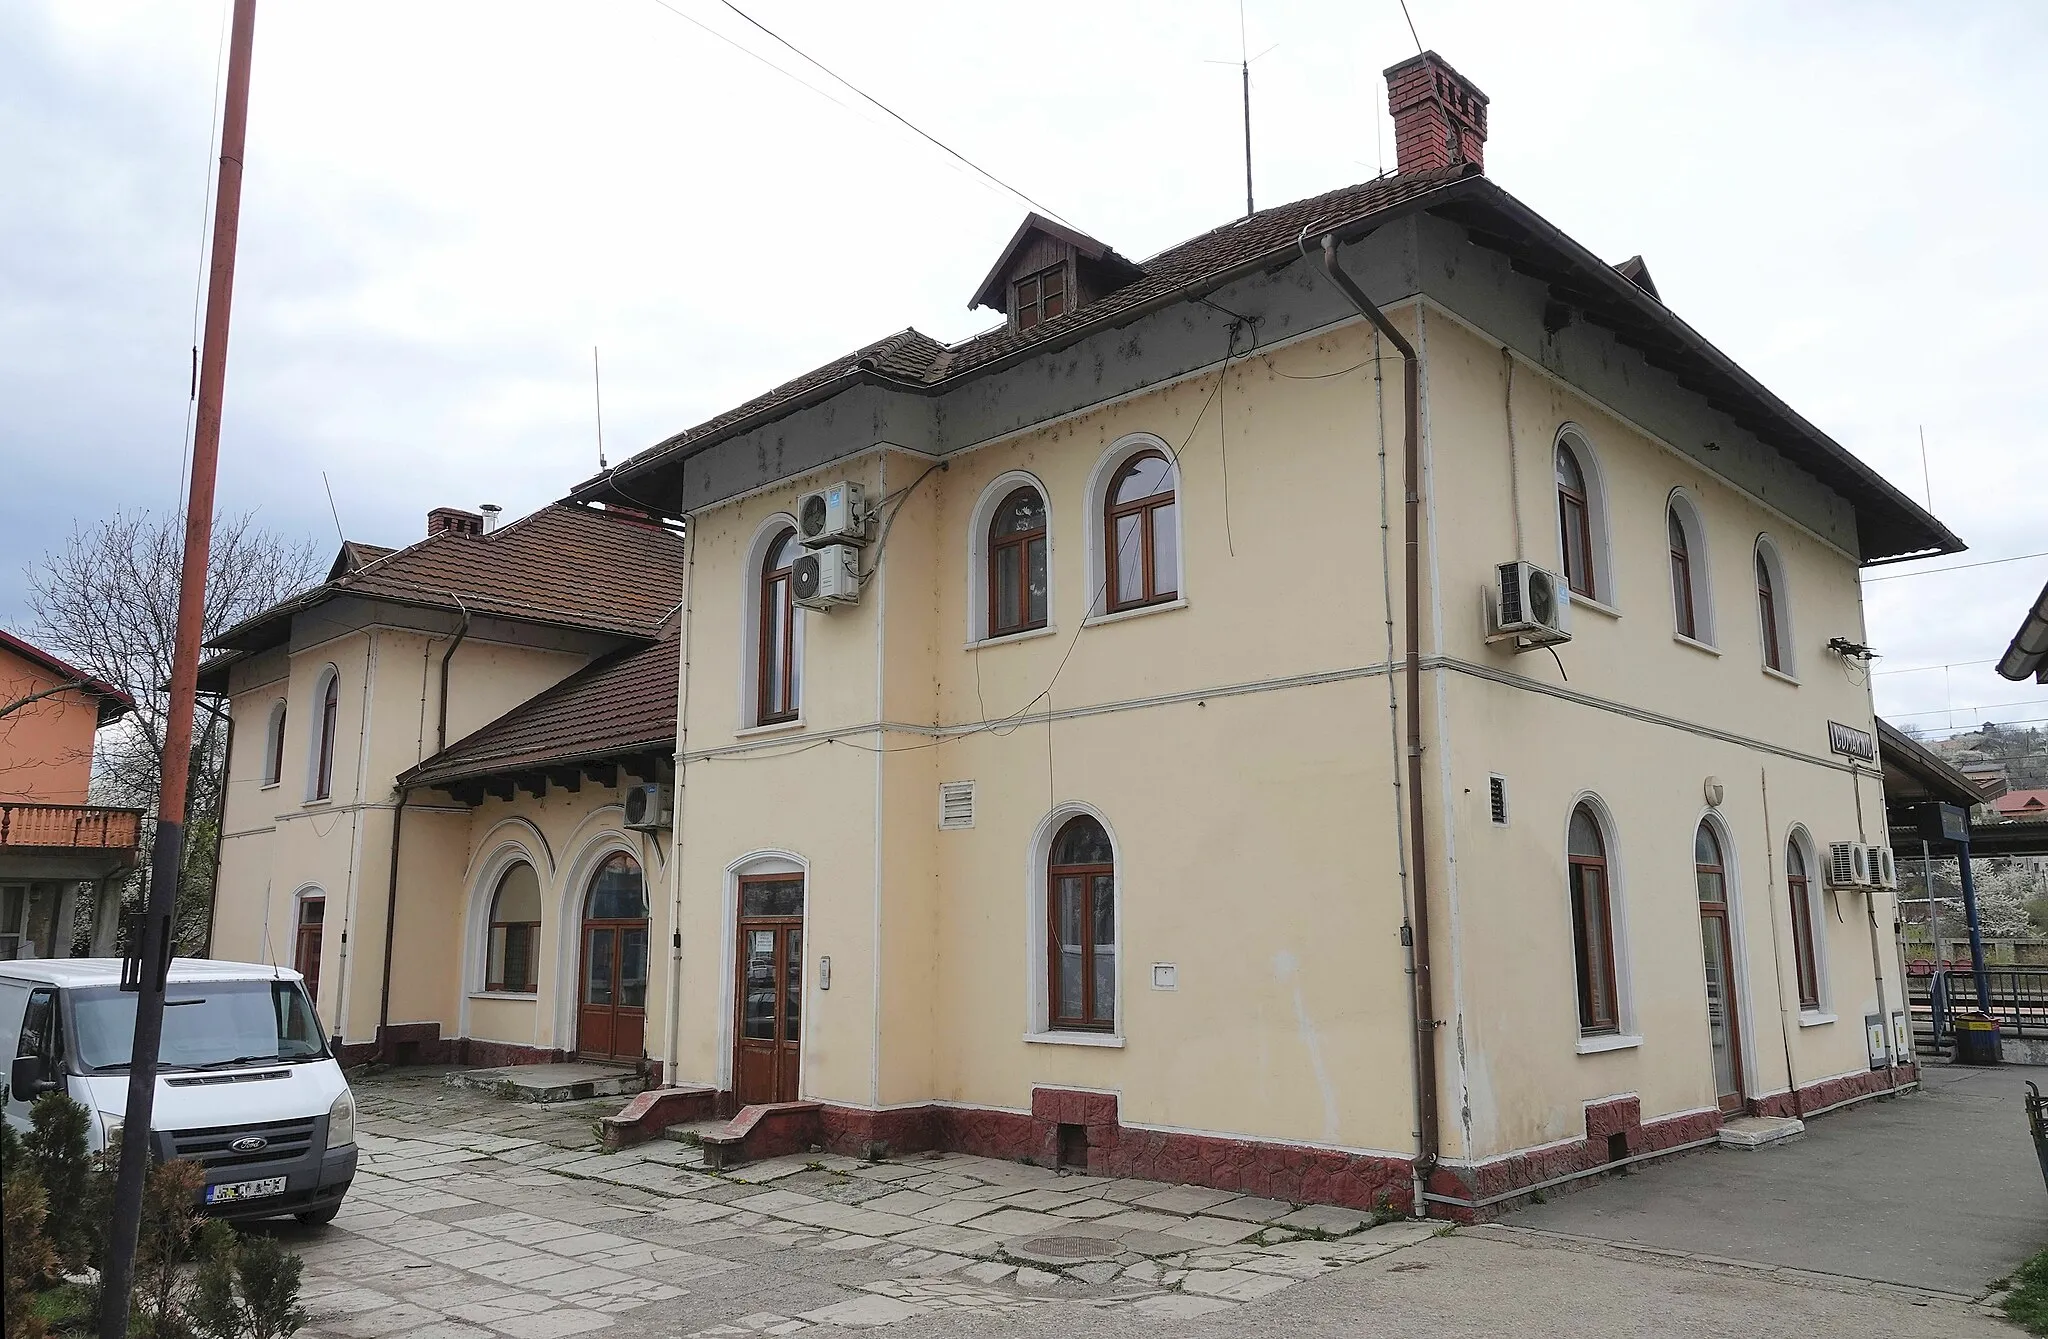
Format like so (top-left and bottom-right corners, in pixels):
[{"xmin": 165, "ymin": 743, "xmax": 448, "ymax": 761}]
[
  {"xmin": 0, "ymin": 802, "xmax": 142, "ymax": 850},
  {"xmin": 1910, "ymin": 965, "xmax": 2048, "ymax": 1041}
]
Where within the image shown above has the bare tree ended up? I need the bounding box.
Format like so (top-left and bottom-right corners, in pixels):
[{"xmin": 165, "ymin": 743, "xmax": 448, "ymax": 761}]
[{"xmin": 23, "ymin": 510, "xmax": 322, "ymax": 950}]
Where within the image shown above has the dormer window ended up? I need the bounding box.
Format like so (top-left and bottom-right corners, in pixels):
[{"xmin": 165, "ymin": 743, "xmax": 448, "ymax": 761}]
[{"xmin": 1013, "ymin": 263, "xmax": 1069, "ymax": 331}]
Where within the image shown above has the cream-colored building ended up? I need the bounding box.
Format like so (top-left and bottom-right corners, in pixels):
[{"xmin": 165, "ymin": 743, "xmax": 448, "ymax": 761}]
[{"xmin": 207, "ymin": 52, "xmax": 1961, "ymax": 1215}]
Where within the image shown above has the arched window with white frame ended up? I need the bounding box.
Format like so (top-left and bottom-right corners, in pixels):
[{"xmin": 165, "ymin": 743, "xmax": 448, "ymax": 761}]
[
  {"xmin": 1754, "ymin": 536, "xmax": 1794, "ymax": 676},
  {"xmin": 1666, "ymin": 491, "xmax": 1714, "ymax": 645},
  {"xmin": 967, "ymin": 472, "xmax": 1052, "ymax": 644},
  {"xmin": 485, "ymin": 861, "xmax": 542, "ymax": 994},
  {"xmin": 309, "ymin": 666, "xmax": 340, "ymax": 801},
  {"xmin": 1553, "ymin": 427, "xmax": 1610, "ymax": 602},
  {"xmin": 1567, "ymin": 801, "xmax": 1620, "ymax": 1035},
  {"xmin": 1087, "ymin": 436, "xmax": 1184, "ymax": 618},
  {"xmin": 1786, "ymin": 828, "xmax": 1825, "ymax": 1012},
  {"xmin": 262, "ymin": 699, "xmax": 287, "ymax": 787},
  {"xmin": 1046, "ymin": 814, "xmax": 1117, "ymax": 1031},
  {"xmin": 739, "ymin": 516, "xmax": 805, "ymax": 728}
]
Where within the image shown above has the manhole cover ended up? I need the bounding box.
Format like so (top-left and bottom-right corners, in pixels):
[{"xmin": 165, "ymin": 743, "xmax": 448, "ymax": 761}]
[{"xmin": 1006, "ymin": 1235, "xmax": 1125, "ymax": 1266}]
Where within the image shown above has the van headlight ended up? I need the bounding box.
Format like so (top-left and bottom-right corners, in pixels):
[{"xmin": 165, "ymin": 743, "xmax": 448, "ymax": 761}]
[
  {"xmin": 328, "ymin": 1091, "xmax": 356, "ymax": 1148},
  {"xmin": 100, "ymin": 1114, "xmax": 123, "ymax": 1151}
]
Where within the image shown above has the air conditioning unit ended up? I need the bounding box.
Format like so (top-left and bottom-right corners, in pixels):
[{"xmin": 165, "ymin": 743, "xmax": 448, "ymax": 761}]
[
  {"xmin": 1489, "ymin": 560, "xmax": 1571, "ymax": 648},
  {"xmin": 1825, "ymin": 840, "xmax": 1872, "ymax": 891},
  {"xmin": 797, "ymin": 482, "xmax": 868, "ymax": 547},
  {"xmin": 794, "ymin": 542, "xmax": 860, "ymax": 609},
  {"xmin": 623, "ymin": 781, "xmax": 672, "ymax": 831},
  {"xmin": 1868, "ymin": 844, "xmax": 1898, "ymax": 891}
]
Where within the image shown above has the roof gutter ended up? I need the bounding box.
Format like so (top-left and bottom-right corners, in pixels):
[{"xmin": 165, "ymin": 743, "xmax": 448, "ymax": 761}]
[
  {"xmin": 1996, "ymin": 580, "xmax": 2048, "ymax": 683},
  {"xmin": 1311, "ymin": 228, "xmax": 1441, "ymax": 1206}
]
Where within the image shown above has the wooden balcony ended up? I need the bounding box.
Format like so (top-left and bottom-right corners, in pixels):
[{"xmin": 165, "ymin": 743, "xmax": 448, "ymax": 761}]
[{"xmin": 0, "ymin": 802, "xmax": 143, "ymax": 852}]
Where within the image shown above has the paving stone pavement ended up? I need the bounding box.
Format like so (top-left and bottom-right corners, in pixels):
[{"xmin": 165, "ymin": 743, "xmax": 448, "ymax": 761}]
[{"xmin": 277, "ymin": 1069, "xmax": 1443, "ymax": 1336}]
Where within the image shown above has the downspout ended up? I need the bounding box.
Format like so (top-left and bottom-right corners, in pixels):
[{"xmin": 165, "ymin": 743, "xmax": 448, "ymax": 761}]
[
  {"xmin": 1312, "ymin": 230, "xmax": 1441, "ymax": 1199},
  {"xmin": 1851, "ymin": 763, "xmax": 1900, "ymax": 1089},
  {"xmin": 437, "ymin": 597, "xmax": 472, "ymax": 754},
  {"xmin": 663, "ymin": 517, "xmax": 695, "ymax": 1086},
  {"xmin": 1758, "ymin": 769, "xmax": 1801, "ymax": 1116}
]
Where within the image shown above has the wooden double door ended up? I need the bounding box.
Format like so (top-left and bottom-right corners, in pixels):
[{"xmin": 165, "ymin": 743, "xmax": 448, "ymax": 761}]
[
  {"xmin": 578, "ymin": 851, "xmax": 651, "ymax": 1063},
  {"xmin": 733, "ymin": 876, "xmax": 804, "ymax": 1107}
]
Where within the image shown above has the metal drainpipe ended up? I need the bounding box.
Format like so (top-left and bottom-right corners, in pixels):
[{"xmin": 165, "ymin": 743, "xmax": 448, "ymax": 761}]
[
  {"xmin": 663, "ymin": 519, "xmax": 695, "ymax": 1086},
  {"xmin": 437, "ymin": 599, "xmax": 473, "ymax": 755},
  {"xmin": 1312, "ymin": 230, "xmax": 1442, "ymax": 1197},
  {"xmin": 376, "ymin": 787, "xmax": 407, "ymax": 1064}
]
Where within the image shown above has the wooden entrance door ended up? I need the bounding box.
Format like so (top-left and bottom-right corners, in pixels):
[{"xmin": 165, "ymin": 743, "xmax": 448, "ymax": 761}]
[
  {"xmin": 577, "ymin": 852, "xmax": 649, "ymax": 1063},
  {"xmin": 733, "ymin": 875, "xmax": 803, "ymax": 1106},
  {"xmin": 1695, "ymin": 824, "xmax": 1746, "ymax": 1115},
  {"xmin": 293, "ymin": 897, "xmax": 324, "ymax": 1004}
]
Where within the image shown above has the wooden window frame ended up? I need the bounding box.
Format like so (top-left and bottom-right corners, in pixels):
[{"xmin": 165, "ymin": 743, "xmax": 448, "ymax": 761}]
[
  {"xmin": 1104, "ymin": 451, "xmax": 1178, "ymax": 613},
  {"xmin": 1556, "ymin": 445, "xmax": 1597, "ymax": 599},
  {"xmin": 1669, "ymin": 509, "xmax": 1698, "ymax": 641},
  {"xmin": 264, "ymin": 701, "xmax": 287, "ymax": 786},
  {"xmin": 1046, "ymin": 818, "xmax": 1115, "ymax": 1033},
  {"xmin": 1757, "ymin": 549, "xmax": 1783, "ymax": 671},
  {"xmin": 1787, "ymin": 845, "xmax": 1819, "ymax": 1010},
  {"xmin": 1013, "ymin": 262, "xmax": 1069, "ymax": 331},
  {"xmin": 987, "ymin": 486, "xmax": 1048, "ymax": 639},
  {"xmin": 313, "ymin": 672, "xmax": 339, "ymax": 800},
  {"xmin": 757, "ymin": 527, "xmax": 799, "ymax": 725},
  {"xmin": 1568, "ymin": 810, "xmax": 1619, "ymax": 1035},
  {"xmin": 485, "ymin": 865, "xmax": 541, "ymax": 994}
]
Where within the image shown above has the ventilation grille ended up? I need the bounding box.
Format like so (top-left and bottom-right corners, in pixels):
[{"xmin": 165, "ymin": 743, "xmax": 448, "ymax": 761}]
[
  {"xmin": 1488, "ymin": 775, "xmax": 1509, "ymax": 825},
  {"xmin": 939, "ymin": 781, "xmax": 975, "ymax": 830}
]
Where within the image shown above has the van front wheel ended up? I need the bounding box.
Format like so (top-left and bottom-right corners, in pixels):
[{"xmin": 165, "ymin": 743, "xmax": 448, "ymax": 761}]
[{"xmin": 296, "ymin": 1205, "xmax": 341, "ymax": 1227}]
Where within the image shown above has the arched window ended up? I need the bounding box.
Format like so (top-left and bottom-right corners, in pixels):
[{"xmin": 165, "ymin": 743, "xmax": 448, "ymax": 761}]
[
  {"xmin": 1695, "ymin": 823, "xmax": 1727, "ymax": 902},
  {"xmin": 1556, "ymin": 439, "xmax": 1596, "ymax": 599},
  {"xmin": 1665, "ymin": 493, "xmax": 1714, "ymax": 644},
  {"xmin": 1668, "ymin": 509, "xmax": 1698, "ymax": 641},
  {"xmin": 757, "ymin": 527, "xmax": 802, "ymax": 725},
  {"xmin": 1567, "ymin": 804, "xmax": 1618, "ymax": 1035},
  {"xmin": 1695, "ymin": 819, "xmax": 1745, "ymax": 1111},
  {"xmin": 311, "ymin": 669, "xmax": 339, "ymax": 800},
  {"xmin": 1754, "ymin": 538, "xmax": 1793, "ymax": 675},
  {"xmin": 1787, "ymin": 838, "xmax": 1820, "ymax": 1010},
  {"xmin": 1105, "ymin": 451, "xmax": 1178, "ymax": 613},
  {"xmin": 262, "ymin": 700, "xmax": 287, "ymax": 787},
  {"xmin": 585, "ymin": 852, "xmax": 648, "ymax": 921},
  {"xmin": 988, "ymin": 486, "xmax": 1048, "ymax": 638},
  {"xmin": 485, "ymin": 862, "xmax": 541, "ymax": 993},
  {"xmin": 1047, "ymin": 815, "xmax": 1116, "ymax": 1031}
]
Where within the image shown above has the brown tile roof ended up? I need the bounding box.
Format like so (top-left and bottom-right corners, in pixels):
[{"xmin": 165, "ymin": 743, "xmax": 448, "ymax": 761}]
[
  {"xmin": 399, "ymin": 619, "xmax": 678, "ymax": 789},
  {"xmin": 326, "ymin": 541, "xmax": 396, "ymax": 582},
  {"xmin": 206, "ymin": 503, "xmax": 685, "ymax": 663},
  {"xmin": 0, "ymin": 629, "xmax": 134, "ymax": 726},
  {"xmin": 579, "ymin": 165, "xmax": 1961, "ymax": 563}
]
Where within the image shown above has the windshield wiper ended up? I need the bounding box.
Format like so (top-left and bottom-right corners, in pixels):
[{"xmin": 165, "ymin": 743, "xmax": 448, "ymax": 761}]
[{"xmin": 187, "ymin": 1054, "xmax": 291, "ymax": 1071}]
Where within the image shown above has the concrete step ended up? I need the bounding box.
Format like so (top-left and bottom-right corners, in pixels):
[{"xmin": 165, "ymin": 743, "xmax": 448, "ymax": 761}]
[
  {"xmin": 445, "ymin": 1062, "xmax": 649, "ymax": 1104},
  {"xmin": 1717, "ymin": 1115, "xmax": 1803, "ymax": 1149}
]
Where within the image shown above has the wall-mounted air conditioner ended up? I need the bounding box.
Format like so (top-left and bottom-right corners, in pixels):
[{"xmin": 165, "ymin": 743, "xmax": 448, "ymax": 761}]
[
  {"xmin": 794, "ymin": 543, "xmax": 860, "ymax": 609},
  {"xmin": 1868, "ymin": 844, "xmax": 1898, "ymax": 891},
  {"xmin": 1825, "ymin": 840, "xmax": 1871, "ymax": 891},
  {"xmin": 623, "ymin": 781, "xmax": 672, "ymax": 831},
  {"xmin": 1488, "ymin": 560, "xmax": 1571, "ymax": 649},
  {"xmin": 798, "ymin": 482, "xmax": 868, "ymax": 547}
]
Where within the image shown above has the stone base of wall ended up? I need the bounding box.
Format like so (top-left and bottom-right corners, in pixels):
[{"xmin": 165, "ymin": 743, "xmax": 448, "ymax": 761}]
[
  {"xmin": 1749, "ymin": 1064, "xmax": 1915, "ymax": 1119},
  {"xmin": 337, "ymin": 1025, "xmax": 565, "ymax": 1070},
  {"xmin": 1427, "ymin": 1095, "xmax": 1723, "ymax": 1221}
]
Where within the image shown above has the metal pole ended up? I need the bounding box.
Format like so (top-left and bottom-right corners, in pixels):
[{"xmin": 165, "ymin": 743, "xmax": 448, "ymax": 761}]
[
  {"xmin": 1957, "ymin": 835, "xmax": 1991, "ymax": 1012},
  {"xmin": 98, "ymin": 4, "xmax": 256, "ymax": 1334}
]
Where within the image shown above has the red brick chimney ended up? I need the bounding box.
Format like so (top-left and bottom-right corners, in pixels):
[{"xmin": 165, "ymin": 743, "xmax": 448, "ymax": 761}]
[
  {"xmin": 427, "ymin": 506, "xmax": 483, "ymax": 538},
  {"xmin": 1385, "ymin": 51, "xmax": 1489, "ymax": 175}
]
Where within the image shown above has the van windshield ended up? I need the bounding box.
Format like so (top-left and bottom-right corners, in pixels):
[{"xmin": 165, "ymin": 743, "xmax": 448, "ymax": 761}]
[{"xmin": 69, "ymin": 980, "xmax": 328, "ymax": 1073}]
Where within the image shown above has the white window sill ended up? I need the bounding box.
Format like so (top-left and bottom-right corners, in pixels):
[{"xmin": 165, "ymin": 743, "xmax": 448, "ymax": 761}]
[
  {"xmin": 1083, "ymin": 597, "xmax": 1188, "ymax": 629},
  {"xmin": 302, "ymin": 798, "xmax": 332, "ymax": 809},
  {"xmin": 736, "ymin": 719, "xmax": 805, "ymax": 739},
  {"xmin": 1023, "ymin": 1031, "xmax": 1125, "ymax": 1049},
  {"xmin": 470, "ymin": 991, "xmax": 539, "ymax": 1002},
  {"xmin": 1798, "ymin": 1011, "xmax": 1836, "ymax": 1028},
  {"xmin": 966, "ymin": 625, "xmax": 1059, "ymax": 652},
  {"xmin": 1673, "ymin": 633, "xmax": 1721, "ymax": 658},
  {"xmin": 259, "ymin": 781, "xmax": 280, "ymax": 792},
  {"xmin": 1572, "ymin": 595, "xmax": 1621, "ymax": 621},
  {"xmin": 1575, "ymin": 1032, "xmax": 1643, "ymax": 1055},
  {"xmin": 1762, "ymin": 665, "xmax": 1801, "ymax": 687}
]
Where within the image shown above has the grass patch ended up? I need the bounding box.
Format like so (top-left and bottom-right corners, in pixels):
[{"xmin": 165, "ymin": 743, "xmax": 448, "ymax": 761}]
[{"xmin": 2005, "ymin": 1250, "xmax": 2048, "ymax": 1333}]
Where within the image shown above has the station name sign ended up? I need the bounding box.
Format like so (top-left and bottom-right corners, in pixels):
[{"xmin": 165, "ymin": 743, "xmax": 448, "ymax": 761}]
[{"xmin": 1827, "ymin": 720, "xmax": 1878, "ymax": 763}]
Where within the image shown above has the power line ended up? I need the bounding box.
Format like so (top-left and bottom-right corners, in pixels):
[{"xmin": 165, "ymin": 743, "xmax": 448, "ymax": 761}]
[
  {"xmin": 644, "ymin": 0, "xmax": 857, "ymax": 116},
  {"xmin": 1873, "ymin": 658, "xmax": 2002, "ymax": 677},
  {"xmin": 706, "ymin": 0, "xmax": 1076, "ymax": 227},
  {"xmin": 1396, "ymin": 0, "xmax": 1424, "ymax": 54},
  {"xmin": 1863, "ymin": 551, "xmax": 2048, "ymax": 583},
  {"xmin": 1887, "ymin": 698, "xmax": 2048, "ymax": 719}
]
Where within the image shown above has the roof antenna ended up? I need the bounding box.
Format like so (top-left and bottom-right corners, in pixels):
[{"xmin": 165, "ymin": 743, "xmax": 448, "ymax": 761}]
[
  {"xmin": 1207, "ymin": 2, "xmax": 1275, "ymax": 217},
  {"xmin": 593, "ymin": 345, "xmax": 608, "ymax": 471},
  {"xmin": 321, "ymin": 471, "xmax": 346, "ymax": 545}
]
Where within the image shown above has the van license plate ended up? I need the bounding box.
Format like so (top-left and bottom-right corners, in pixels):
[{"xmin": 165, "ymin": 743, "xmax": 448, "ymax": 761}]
[{"xmin": 206, "ymin": 1177, "xmax": 286, "ymax": 1204}]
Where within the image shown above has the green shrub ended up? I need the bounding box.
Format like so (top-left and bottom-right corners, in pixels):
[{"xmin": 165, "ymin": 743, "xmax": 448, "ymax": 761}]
[
  {"xmin": 190, "ymin": 1221, "xmax": 309, "ymax": 1339},
  {"xmin": 3, "ymin": 1161, "xmax": 57, "ymax": 1339},
  {"xmin": 2005, "ymin": 1249, "xmax": 2048, "ymax": 1334},
  {"xmin": 25, "ymin": 1091, "xmax": 95, "ymax": 1271}
]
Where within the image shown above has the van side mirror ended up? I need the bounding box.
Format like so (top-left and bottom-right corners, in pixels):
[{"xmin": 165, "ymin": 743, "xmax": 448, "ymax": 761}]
[{"xmin": 9, "ymin": 1055, "xmax": 55, "ymax": 1101}]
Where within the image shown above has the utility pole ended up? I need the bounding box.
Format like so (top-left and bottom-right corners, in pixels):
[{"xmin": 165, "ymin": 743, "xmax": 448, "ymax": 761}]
[{"xmin": 98, "ymin": 3, "xmax": 257, "ymax": 1335}]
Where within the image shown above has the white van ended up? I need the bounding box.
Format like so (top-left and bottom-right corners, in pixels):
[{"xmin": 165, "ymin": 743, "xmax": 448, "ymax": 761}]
[{"xmin": 0, "ymin": 958, "xmax": 356, "ymax": 1225}]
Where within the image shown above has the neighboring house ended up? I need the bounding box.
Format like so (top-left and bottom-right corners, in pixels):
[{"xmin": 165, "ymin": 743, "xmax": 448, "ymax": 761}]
[
  {"xmin": 1994, "ymin": 790, "xmax": 2048, "ymax": 821},
  {"xmin": 0, "ymin": 629, "xmax": 141, "ymax": 958},
  {"xmin": 200, "ymin": 502, "xmax": 684, "ymax": 1051},
  {"xmin": 209, "ymin": 51, "xmax": 1961, "ymax": 1215}
]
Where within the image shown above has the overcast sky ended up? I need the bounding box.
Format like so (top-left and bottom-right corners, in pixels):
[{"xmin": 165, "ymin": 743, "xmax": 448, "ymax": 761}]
[{"xmin": 3, "ymin": 0, "xmax": 2043, "ymax": 737}]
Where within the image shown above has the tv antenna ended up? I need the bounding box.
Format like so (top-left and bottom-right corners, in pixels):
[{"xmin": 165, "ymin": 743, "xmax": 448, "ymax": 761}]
[
  {"xmin": 1207, "ymin": 1, "xmax": 1276, "ymax": 217},
  {"xmin": 593, "ymin": 345, "xmax": 607, "ymax": 471}
]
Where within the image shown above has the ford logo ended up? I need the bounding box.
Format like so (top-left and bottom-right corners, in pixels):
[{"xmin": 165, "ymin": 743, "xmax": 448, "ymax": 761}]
[{"xmin": 229, "ymin": 1136, "xmax": 268, "ymax": 1153}]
